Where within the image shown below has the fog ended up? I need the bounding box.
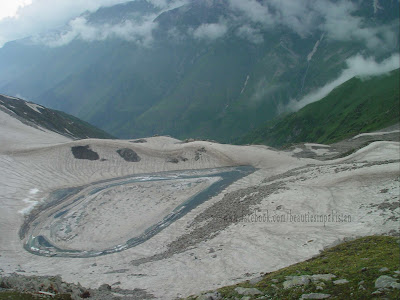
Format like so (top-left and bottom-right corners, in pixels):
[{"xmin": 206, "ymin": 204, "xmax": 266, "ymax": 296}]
[{"xmin": 287, "ymin": 54, "xmax": 400, "ymax": 111}]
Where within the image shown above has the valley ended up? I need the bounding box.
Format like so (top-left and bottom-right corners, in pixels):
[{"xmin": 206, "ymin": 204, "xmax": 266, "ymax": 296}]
[
  {"xmin": 0, "ymin": 1, "xmax": 399, "ymax": 299},
  {"xmin": 0, "ymin": 95, "xmax": 399, "ymax": 299}
]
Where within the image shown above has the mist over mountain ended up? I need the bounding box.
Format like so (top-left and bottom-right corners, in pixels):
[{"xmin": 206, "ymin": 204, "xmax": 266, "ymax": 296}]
[{"xmin": 0, "ymin": 0, "xmax": 398, "ymax": 141}]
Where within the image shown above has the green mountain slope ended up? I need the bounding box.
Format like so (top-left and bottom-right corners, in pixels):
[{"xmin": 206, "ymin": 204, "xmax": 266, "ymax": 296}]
[
  {"xmin": 0, "ymin": 0, "xmax": 398, "ymax": 141},
  {"xmin": 238, "ymin": 69, "xmax": 400, "ymax": 147},
  {"xmin": 0, "ymin": 94, "xmax": 114, "ymax": 139}
]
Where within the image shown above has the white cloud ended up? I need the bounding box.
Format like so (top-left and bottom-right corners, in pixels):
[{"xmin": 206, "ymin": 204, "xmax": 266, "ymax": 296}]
[
  {"xmin": 236, "ymin": 24, "xmax": 263, "ymax": 44},
  {"xmin": 0, "ymin": 0, "xmax": 133, "ymax": 47},
  {"xmin": 191, "ymin": 22, "xmax": 228, "ymax": 40},
  {"xmin": 229, "ymin": 0, "xmax": 398, "ymax": 51},
  {"xmin": 0, "ymin": 0, "xmax": 32, "ymax": 20},
  {"xmin": 37, "ymin": 15, "xmax": 158, "ymax": 47},
  {"xmin": 229, "ymin": 0, "xmax": 273, "ymax": 26},
  {"xmin": 0, "ymin": 0, "xmax": 398, "ymax": 50},
  {"xmin": 288, "ymin": 54, "xmax": 400, "ymax": 111}
]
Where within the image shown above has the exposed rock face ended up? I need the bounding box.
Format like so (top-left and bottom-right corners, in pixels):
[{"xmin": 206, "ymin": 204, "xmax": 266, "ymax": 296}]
[
  {"xmin": 333, "ymin": 279, "xmax": 349, "ymax": 285},
  {"xmin": 375, "ymin": 275, "xmax": 400, "ymax": 289},
  {"xmin": 283, "ymin": 275, "xmax": 311, "ymax": 289},
  {"xmin": 234, "ymin": 287, "xmax": 263, "ymax": 295},
  {"xmin": 116, "ymin": 148, "xmax": 141, "ymax": 162},
  {"xmin": 71, "ymin": 145, "xmax": 99, "ymax": 160}
]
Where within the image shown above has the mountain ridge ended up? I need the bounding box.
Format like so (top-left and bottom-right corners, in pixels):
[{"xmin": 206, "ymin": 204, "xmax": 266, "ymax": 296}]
[
  {"xmin": 237, "ymin": 68, "xmax": 400, "ymax": 147},
  {"xmin": 0, "ymin": 94, "xmax": 114, "ymax": 140},
  {"xmin": 0, "ymin": 0, "xmax": 398, "ymax": 141}
]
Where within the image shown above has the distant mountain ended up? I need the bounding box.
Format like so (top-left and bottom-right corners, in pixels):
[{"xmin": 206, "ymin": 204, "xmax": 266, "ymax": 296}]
[
  {"xmin": 0, "ymin": 94, "xmax": 114, "ymax": 139},
  {"xmin": 0, "ymin": 0, "xmax": 398, "ymax": 141},
  {"xmin": 238, "ymin": 68, "xmax": 400, "ymax": 147}
]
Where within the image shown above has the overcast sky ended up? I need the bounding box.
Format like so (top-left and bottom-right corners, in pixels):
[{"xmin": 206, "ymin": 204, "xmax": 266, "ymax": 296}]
[{"xmin": 0, "ymin": 0, "xmax": 133, "ymax": 47}]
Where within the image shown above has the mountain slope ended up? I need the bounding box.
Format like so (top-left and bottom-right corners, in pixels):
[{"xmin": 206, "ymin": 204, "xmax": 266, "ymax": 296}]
[
  {"xmin": 0, "ymin": 94, "xmax": 114, "ymax": 140},
  {"xmin": 238, "ymin": 69, "xmax": 400, "ymax": 147},
  {"xmin": 0, "ymin": 0, "xmax": 398, "ymax": 141},
  {"xmin": 189, "ymin": 236, "xmax": 400, "ymax": 300}
]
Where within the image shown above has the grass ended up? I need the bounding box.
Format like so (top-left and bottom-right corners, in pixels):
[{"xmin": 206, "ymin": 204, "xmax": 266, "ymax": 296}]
[
  {"xmin": 189, "ymin": 236, "xmax": 400, "ymax": 299},
  {"xmin": 238, "ymin": 69, "xmax": 400, "ymax": 147}
]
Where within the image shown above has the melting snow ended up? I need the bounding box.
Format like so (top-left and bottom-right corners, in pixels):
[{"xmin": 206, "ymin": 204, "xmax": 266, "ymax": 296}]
[
  {"xmin": 352, "ymin": 130, "xmax": 400, "ymax": 140},
  {"xmin": 19, "ymin": 188, "xmax": 41, "ymax": 215},
  {"xmin": 0, "ymin": 94, "xmax": 19, "ymax": 100},
  {"xmin": 307, "ymin": 34, "xmax": 324, "ymax": 62},
  {"xmin": 241, "ymin": 75, "xmax": 250, "ymax": 94},
  {"xmin": 25, "ymin": 102, "xmax": 44, "ymax": 114}
]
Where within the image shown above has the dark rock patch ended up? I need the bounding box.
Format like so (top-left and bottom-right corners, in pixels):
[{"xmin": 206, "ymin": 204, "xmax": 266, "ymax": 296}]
[
  {"xmin": 167, "ymin": 157, "xmax": 179, "ymax": 163},
  {"xmin": 167, "ymin": 156, "xmax": 188, "ymax": 163},
  {"xmin": 130, "ymin": 139, "xmax": 147, "ymax": 143},
  {"xmin": 117, "ymin": 148, "xmax": 141, "ymax": 162},
  {"xmin": 195, "ymin": 147, "xmax": 207, "ymax": 161},
  {"xmin": 71, "ymin": 145, "xmax": 99, "ymax": 160}
]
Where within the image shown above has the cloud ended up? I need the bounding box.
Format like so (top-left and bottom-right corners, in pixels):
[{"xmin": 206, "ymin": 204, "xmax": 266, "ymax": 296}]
[
  {"xmin": 0, "ymin": 0, "xmax": 133, "ymax": 47},
  {"xmin": 37, "ymin": 14, "xmax": 158, "ymax": 47},
  {"xmin": 191, "ymin": 22, "xmax": 228, "ymax": 40},
  {"xmin": 229, "ymin": 0, "xmax": 273, "ymax": 26},
  {"xmin": 0, "ymin": 0, "xmax": 398, "ymax": 51},
  {"xmin": 287, "ymin": 53, "xmax": 400, "ymax": 111},
  {"xmin": 0, "ymin": 0, "xmax": 32, "ymax": 20},
  {"xmin": 314, "ymin": 0, "xmax": 397, "ymax": 51},
  {"xmin": 228, "ymin": 0, "xmax": 398, "ymax": 51},
  {"xmin": 236, "ymin": 24, "xmax": 263, "ymax": 44}
]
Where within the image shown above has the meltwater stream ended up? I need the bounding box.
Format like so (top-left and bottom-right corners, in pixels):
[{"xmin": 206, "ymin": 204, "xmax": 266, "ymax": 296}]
[{"xmin": 24, "ymin": 166, "xmax": 255, "ymax": 258}]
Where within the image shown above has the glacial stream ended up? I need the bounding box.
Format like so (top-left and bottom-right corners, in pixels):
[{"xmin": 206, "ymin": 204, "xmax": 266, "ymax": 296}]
[{"xmin": 24, "ymin": 166, "xmax": 255, "ymax": 258}]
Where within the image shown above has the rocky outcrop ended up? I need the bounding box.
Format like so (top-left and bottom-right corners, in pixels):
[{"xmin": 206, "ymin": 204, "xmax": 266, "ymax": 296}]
[
  {"xmin": 71, "ymin": 145, "xmax": 99, "ymax": 160},
  {"xmin": 116, "ymin": 148, "xmax": 141, "ymax": 162}
]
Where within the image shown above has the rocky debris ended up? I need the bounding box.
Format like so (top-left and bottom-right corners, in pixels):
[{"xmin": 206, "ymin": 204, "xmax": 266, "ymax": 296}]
[
  {"xmin": 333, "ymin": 279, "xmax": 349, "ymax": 285},
  {"xmin": 98, "ymin": 283, "xmax": 111, "ymax": 291},
  {"xmin": 369, "ymin": 201, "xmax": 400, "ymax": 212},
  {"xmin": 130, "ymin": 138, "xmax": 147, "ymax": 143},
  {"xmin": 283, "ymin": 275, "xmax": 310, "ymax": 289},
  {"xmin": 167, "ymin": 156, "xmax": 188, "ymax": 163},
  {"xmin": 283, "ymin": 274, "xmax": 337, "ymax": 289},
  {"xmin": 375, "ymin": 275, "xmax": 400, "ymax": 289},
  {"xmin": 234, "ymin": 287, "xmax": 263, "ymax": 295},
  {"xmin": 288, "ymin": 125, "xmax": 400, "ymax": 161},
  {"xmin": 195, "ymin": 147, "xmax": 207, "ymax": 161},
  {"xmin": 379, "ymin": 267, "xmax": 389, "ymax": 272},
  {"xmin": 0, "ymin": 274, "xmax": 155, "ymax": 299},
  {"xmin": 248, "ymin": 276, "xmax": 263, "ymax": 285},
  {"xmin": 300, "ymin": 293, "xmax": 331, "ymax": 299},
  {"xmin": 311, "ymin": 274, "xmax": 336, "ymax": 282},
  {"xmin": 196, "ymin": 291, "xmax": 221, "ymax": 300},
  {"xmin": 71, "ymin": 145, "xmax": 99, "ymax": 160},
  {"xmin": 116, "ymin": 148, "xmax": 141, "ymax": 162}
]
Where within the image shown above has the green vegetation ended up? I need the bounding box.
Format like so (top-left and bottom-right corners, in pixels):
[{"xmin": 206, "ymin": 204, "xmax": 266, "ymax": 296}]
[
  {"xmin": 190, "ymin": 236, "xmax": 400, "ymax": 299},
  {"xmin": 239, "ymin": 69, "xmax": 400, "ymax": 147},
  {"xmin": 3, "ymin": 0, "xmax": 396, "ymax": 141}
]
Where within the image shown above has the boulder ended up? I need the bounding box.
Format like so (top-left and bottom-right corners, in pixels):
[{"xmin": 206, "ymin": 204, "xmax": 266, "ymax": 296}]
[{"xmin": 234, "ymin": 287, "xmax": 263, "ymax": 295}]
